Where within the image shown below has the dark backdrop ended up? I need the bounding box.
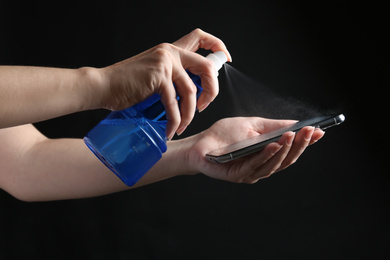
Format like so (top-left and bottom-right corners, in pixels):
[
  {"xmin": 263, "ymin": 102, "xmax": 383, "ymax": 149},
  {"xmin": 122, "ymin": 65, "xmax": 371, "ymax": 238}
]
[{"xmin": 1, "ymin": 1, "xmax": 389, "ymax": 259}]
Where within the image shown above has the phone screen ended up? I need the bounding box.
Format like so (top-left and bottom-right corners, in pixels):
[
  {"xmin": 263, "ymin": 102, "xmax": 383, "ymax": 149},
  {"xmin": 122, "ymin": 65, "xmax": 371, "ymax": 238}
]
[{"xmin": 205, "ymin": 114, "xmax": 345, "ymax": 163}]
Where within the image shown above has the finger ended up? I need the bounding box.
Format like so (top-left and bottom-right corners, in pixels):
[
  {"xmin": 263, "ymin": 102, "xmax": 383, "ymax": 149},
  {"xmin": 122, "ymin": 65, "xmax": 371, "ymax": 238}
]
[
  {"xmin": 248, "ymin": 132, "xmax": 295, "ymax": 181},
  {"xmin": 279, "ymin": 126, "xmax": 314, "ymax": 170},
  {"xmin": 240, "ymin": 142, "xmax": 283, "ymax": 183},
  {"xmin": 172, "ymin": 68, "xmax": 198, "ymax": 135},
  {"xmin": 173, "ymin": 28, "xmax": 232, "ymax": 61},
  {"xmin": 159, "ymin": 80, "xmax": 181, "ymax": 140},
  {"xmin": 249, "ymin": 142, "xmax": 284, "ymax": 170},
  {"xmin": 178, "ymin": 50, "xmax": 219, "ymax": 112},
  {"xmin": 261, "ymin": 132, "xmax": 295, "ymax": 175},
  {"xmin": 309, "ymin": 128, "xmax": 325, "ymax": 145},
  {"xmin": 197, "ymin": 70, "xmax": 219, "ymax": 112}
]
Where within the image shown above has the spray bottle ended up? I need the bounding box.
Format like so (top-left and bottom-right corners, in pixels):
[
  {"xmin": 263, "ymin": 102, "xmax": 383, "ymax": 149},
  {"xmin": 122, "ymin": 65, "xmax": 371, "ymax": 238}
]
[{"xmin": 84, "ymin": 51, "xmax": 227, "ymax": 186}]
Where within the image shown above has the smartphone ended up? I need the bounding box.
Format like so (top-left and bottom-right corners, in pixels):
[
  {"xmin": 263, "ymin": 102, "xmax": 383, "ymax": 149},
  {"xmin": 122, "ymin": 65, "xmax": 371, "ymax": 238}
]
[{"xmin": 205, "ymin": 114, "xmax": 345, "ymax": 163}]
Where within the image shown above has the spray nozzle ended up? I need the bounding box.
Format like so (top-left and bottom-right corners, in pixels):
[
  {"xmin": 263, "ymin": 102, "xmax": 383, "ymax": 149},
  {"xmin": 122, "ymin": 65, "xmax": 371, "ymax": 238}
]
[{"xmin": 206, "ymin": 51, "xmax": 228, "ymax": 74}]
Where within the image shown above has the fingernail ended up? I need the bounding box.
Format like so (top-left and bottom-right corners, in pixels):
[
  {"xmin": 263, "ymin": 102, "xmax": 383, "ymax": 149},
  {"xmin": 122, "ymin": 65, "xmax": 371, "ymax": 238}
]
[
  {"xmin": 176, "ymin": 125, "xmax": 187, "ymax": 136},
  {"xmin": 272, "ymin": 145, "xmax": 283, "ymax": 155},
  {"xmin": 166, "ymin": 131, "xmax": 175, "ymax": 141},
  {"xmin": 286, "ymin": 132, "xmax": 295, "ymax": 146},
  {"xmin": 198, "ymin": 102, "xmax": 210, "ymax": 113},
  {"xmin": 226, "ymin": 51, "xmax": 232, "ymax": 62},
  {"xmin": 317, "ymin": 129, "xmax": 325, "ymax": 136},
  {"xmin": 313, "ymin": 130, "xmax": 325, "ymax": 143},
  {"xmin": 304, "ymin": 127, "xmax": 315, "ymax": 141}
]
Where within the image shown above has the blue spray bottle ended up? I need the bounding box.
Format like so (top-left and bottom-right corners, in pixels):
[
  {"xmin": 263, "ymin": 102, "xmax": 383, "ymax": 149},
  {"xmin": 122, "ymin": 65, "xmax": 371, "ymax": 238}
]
[{"xmin": 84, "ymin": 51, "xmax": 227, "ymax": 186}]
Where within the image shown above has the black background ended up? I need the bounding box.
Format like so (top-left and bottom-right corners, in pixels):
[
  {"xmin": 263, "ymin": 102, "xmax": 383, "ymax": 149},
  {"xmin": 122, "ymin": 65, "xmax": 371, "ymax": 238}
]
[{"xmin": 0, "ymin": 0, "xmax": 389, "ymax": 259}]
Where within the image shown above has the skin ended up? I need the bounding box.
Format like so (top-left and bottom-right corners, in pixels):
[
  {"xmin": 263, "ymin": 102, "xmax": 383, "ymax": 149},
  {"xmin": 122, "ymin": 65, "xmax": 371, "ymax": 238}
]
[
  {"xmin": 0, "ymin": 29, "xmax": 325, "ymax": 202},
  {"xmin": 0, "ymin": 118, "xmax": 323, "ymax": 202},
  {"xmin": 0, "ymin": 29, "xmax": 232, "ymax": 140}
]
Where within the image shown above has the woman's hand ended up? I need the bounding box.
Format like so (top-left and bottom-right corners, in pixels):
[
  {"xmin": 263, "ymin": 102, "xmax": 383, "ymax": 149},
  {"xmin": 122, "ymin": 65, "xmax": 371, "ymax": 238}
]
[
  {"xmin": 0, "ymin": 29, "xmax": 230, "ymax": 133},
  {"xmin": 98, "ymin": 29, "xmax": 231, "ymax": 140},
  {"xmin": 0, "ymin": 117, "xmax": 323, "ymax": 201},
  {"xmin": 185, "ymin": 117, "xmax": 325, "ymax": 184}
]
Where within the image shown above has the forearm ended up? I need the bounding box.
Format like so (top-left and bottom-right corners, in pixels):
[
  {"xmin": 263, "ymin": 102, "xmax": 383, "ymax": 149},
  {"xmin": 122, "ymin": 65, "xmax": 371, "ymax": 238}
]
[
  {"xmin": 11, "ymin": 136, "xmax": 194, "ymax": 201},
  {"xmin": 134, "ymin": 137, "xmax": 198, "ymax": 188},
  {"xmin": 0, "ymin": 66, "xmax": 103, "ymax": 128}
]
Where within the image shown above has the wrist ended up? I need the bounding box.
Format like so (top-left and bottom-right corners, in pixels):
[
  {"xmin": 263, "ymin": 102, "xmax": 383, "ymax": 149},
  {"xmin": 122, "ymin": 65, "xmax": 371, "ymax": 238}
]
[
  {"xmin": 168, "ymin": 135, "xmax": 200, "ymax": 176},
  {"xmin": 77, "ymin": 66, "xmax": 108, "ymax": 111}
]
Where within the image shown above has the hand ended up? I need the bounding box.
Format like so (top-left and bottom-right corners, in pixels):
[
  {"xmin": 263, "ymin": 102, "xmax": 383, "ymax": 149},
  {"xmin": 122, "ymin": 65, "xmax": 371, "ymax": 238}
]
[
  {"xmin": 98, "ymin": 29, "xmax": 231, "ymax": 140},
  {"xmin": 185, "ymin": 117, "xmax": 325, "ymax": 184}
]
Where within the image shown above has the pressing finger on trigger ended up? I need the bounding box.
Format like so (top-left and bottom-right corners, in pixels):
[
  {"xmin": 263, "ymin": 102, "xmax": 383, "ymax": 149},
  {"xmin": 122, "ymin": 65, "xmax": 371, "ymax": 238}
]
[
  {"xmin": 178, "ymin": 50, "xmax": 220, "ymax": 112},
  {"xmin": 173, "ymin": 28, "xmax": 232, "ymax": 62}
]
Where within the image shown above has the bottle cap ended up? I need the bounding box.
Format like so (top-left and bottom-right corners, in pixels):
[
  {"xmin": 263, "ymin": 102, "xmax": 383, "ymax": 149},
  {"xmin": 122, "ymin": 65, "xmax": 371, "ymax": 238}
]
[{"xmin": 206, "ymin": 51, "xmax": 228, "ymax": 73}]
